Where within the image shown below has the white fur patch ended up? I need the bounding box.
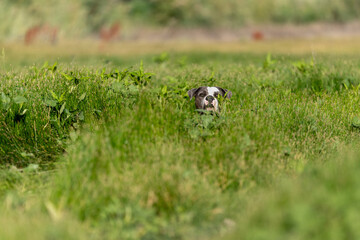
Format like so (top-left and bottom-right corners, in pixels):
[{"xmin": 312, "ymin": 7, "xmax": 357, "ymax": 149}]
[
  {"xmin": 207, "ymin": 87, "xmax": 219, "ymax": 96},
  {"xmin": 206, "ymin": 87, "xmax": 219, "ymax": 111}
]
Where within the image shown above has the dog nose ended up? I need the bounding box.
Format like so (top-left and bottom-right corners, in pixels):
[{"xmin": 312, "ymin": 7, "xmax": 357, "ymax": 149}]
[{"xmin": 205, "ymin": 95, "xmax": 214, "ymax": 102}]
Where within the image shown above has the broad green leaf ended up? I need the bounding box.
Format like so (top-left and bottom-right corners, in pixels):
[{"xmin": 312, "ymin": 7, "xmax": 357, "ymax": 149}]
[
  {"xmin": 44, "ymin": 99, "xmax": 57, "ymax": 107},
  {"xmin": 13, "ymin": 95, "xmax": 27, "ymax": 104},
  {"xmin": 59, "ymin": 92, "xmax": 66, "ymax": 103},
  {"xmin": 20, "ymin": 152, "xmax": 35, "ymax": 158},
  {"xmin": 128, "ymin": 85, "xmax": 139, "ymax": 94},
  {"xmin": 61, "ymin": 72, "xmax": 73, "ymax": 81},
  {"xmin": 1, "ymin": 92, "xmax": 10, "ymax": 104},
  {"xmin": 79, "ymin": 93, "xmax": 86, "ymax": 101},
  {"xmin": 24, "ymin": 163, "xmax": 39, "ymax": 173},
  {"xmin": 93, "ymin": 109, "xmax": 102, "ymax": 117},
  {"xmin": 20, "ymin": 109, "xmax": 28, "ymax": 116},
  {"xmin": 161, "ymin": 85, "xmax": 168, "ymax": 95},
  {"xmin": 59, "ymin": 102, "xmax": 66, "ymax": 115},
  {"xmin": 50, "ymin": 90, "xmax": 59, "ymax": 101},
  {"xmin": 352, "ymin": 116, "xmax": 360, "ymax": 128},
  {"xmin": 49, "ymin": 62, "xmax": 58, "ymax": 72},
  {"xmin": 41, "ymin": 61, "xmax": 49, "ymax": 69},
  {"xmin": 111, "ymin": 82, "xmax": 123, "ymax": 92},
  {"xmin": 78, "ymin": 111, "xmax": 85, "ymax": 121}
]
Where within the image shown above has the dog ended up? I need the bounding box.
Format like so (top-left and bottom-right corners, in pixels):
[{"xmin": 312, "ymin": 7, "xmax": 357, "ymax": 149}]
[{"xmin": 188, "ymin": 86, "xmax": 232, "ymax": 112}]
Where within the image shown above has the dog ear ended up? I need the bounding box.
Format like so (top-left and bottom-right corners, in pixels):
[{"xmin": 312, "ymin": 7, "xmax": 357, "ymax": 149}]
[
  {"xmin": 188, "ymin": 88, "xmax": 200, "ymax": 100},
  {"xmin": 216, "ymin": 87, "xmax": 232, "ymax": 99}
]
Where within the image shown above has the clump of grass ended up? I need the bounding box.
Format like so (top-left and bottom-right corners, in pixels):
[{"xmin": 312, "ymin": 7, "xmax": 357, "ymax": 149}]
[
  {"xmin": 291, "ymin": 60, "xmax": 360, "ymax": 92},
  {"xmin": 184, "ymin": 112, "xmax": 227, "ymax": 139},
  {"xmin": 0, "ymin": 62, "xmax": 152, "ymax": 167}
]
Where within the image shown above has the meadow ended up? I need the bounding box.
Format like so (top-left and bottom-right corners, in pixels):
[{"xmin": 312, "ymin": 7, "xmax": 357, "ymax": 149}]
[{"xmin": 1, "ymin": 40, "xmax": 360, "ymax": 239}]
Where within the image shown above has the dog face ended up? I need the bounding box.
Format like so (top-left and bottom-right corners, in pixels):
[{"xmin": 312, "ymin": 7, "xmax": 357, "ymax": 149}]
[{"xmin": 188, "ymin": 86, "xmax": 232, "ymax": 112}]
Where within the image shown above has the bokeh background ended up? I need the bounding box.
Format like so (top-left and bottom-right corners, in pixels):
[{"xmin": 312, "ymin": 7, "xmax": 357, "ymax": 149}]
[{"xmin": 1, "ymin": 0, "xmax": 360, "ymax": 42}]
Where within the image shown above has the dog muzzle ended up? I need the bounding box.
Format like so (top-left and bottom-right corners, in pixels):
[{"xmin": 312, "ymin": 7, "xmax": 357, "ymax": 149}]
[{"xmin": 204, "ymin": 95, "xmax": 217, "ymax": 111}]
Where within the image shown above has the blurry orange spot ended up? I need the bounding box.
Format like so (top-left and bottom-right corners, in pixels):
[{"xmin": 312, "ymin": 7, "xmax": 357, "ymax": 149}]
[
  {"xmin": 252, "ymin": 31, "xmax": 264, "ymax": 41},
  {"xmin": 25, "ymin": 25, "xmax": 58, "ymax": 45}
]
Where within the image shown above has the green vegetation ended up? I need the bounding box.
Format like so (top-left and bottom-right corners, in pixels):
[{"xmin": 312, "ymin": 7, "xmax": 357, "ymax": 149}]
[
  {"xmin": 1, "ymin": 0, "xmax": 360, "ymax": 39},
  {"xmin": 223, "ymin": 151, "xmax": 360, "ymax": 240},
  {"xmin": 2, "ymin": 48, "xmax": 360, "ymax": 239}
]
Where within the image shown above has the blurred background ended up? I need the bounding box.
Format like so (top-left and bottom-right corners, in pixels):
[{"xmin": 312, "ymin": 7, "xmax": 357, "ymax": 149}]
[{"xmin": 1, "ymin": 0, "xmax": 360, "ymax": 44}]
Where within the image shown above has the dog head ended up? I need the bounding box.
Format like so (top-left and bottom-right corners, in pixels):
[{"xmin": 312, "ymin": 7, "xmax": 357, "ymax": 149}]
[{"xmin": 188, "ymin": 86, "xmax": 232, "ymax": 112}]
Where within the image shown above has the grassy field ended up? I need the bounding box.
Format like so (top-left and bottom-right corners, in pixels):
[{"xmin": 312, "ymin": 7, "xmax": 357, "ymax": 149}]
[{"xmin": 1, "ymin": 40, "xmax": 360, "ymax": 239}]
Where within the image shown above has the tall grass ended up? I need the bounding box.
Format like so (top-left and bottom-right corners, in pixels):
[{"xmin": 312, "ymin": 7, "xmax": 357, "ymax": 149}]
[
  {"xmin": 1, "ymin": 52, "xmax": 360, "ymax": 239},
  {"xmin": 224, "ymin": 146, "xmax": 360, "ymax": 240},
  {"xmin": 0, "ymin": 62, "xmax": 151, "ymax": 166}
]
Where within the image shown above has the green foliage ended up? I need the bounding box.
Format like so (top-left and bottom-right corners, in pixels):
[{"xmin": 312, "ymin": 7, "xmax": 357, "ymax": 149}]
[
  {"xmin": 291, "ymin": 60, "xmax": 360, "ymax": 93},
  {"xmin": 351, "ymin": 116, "xmax": 360, "ymax": 129},
  {"xmin": 2, "ymin": 52, "xmax": 360, "ymax": 240},
  {"xmin": 263, "ymin": 53, "xmax": 277, "ymax": 70},
  {"xmin": 50, "ymin": 124, "xmax": 228, "ymax": 239},
  {"xmin": 184, "ymin": 112, "xmax": 227, "ymax": 139},
  {"xmin": 224, "ymin": 148, "xmax": 360, "ymax": 240},
  {"xmin": 0, "ymin": 62, "xmax": 153, "ymax": 166},
  {"xmin": 153, "ymin": 52, "xmax": 169, "ymax": 64}
]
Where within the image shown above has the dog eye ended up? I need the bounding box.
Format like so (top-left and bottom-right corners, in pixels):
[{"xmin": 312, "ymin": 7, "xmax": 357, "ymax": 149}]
[
  {"xmin": 214, "ymin": 92, "xmax": 219, "ymax": 98},
  {"xmin": 199, "ymin": 93, "xmax": 206, "ymax": 97}
]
